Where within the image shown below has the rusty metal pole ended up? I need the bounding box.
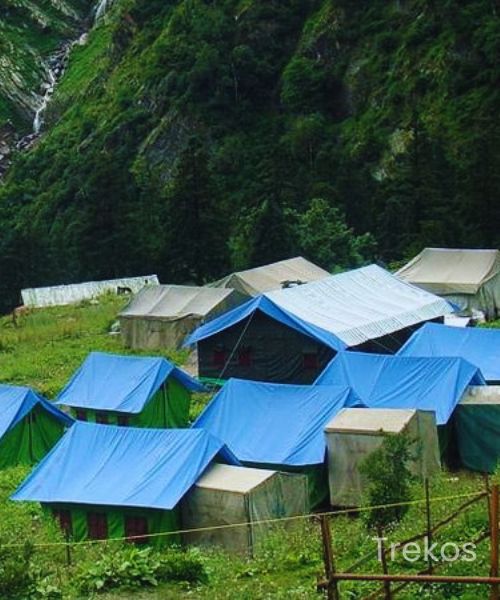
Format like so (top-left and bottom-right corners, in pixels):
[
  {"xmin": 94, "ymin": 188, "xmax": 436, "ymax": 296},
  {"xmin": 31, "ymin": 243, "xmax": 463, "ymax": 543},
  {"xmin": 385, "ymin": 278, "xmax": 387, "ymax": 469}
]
[
  {"xmin": 377, "ymin": 527, "xmax": 392, "ymax": 600},
  {"xmin": 490, "ymin": 484, "xmax": 499, "ymax": 600},
  {"xmin": 319, "ymin": 515, "xmax": 340, "ymax": 600},
  {"xmin": 425, "ymin": 478, "xmax": 433, "ymax": 574}
]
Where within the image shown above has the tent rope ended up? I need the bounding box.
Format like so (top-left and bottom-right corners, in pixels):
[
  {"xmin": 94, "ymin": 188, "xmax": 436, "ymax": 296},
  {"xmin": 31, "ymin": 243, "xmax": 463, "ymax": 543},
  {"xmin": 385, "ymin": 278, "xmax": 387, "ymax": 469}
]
[{"xmin": 1, "ymin": 491, "xmax": 484, "ymax": 549}]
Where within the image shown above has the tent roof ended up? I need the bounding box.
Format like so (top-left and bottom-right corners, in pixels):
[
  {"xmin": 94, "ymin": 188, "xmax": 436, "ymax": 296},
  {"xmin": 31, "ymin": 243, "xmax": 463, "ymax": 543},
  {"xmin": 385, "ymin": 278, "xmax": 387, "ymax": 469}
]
[
  {"xmin": 315, "ymin": 352, "xmax": 485, "ymax": 425},
  {"xmin": 119, "ymin": 285, "xmax": 236, "ymax": 320},
  {"xmin": 193, "ymin": 463, "xmax": 276, "ymax": 493},
  {"xmin": 12, "ymin": 423, "xmax": 238, "ymax": 510},
  {"xmin": 56, "ymin": 352, "xmax": 205, "ymax": 413},
  {"xmin": 186, "ymin": 265, "xmax": 453, "ymax": 351},
  {"xmin": 396, "ymin": 249, "xmax": 500, "ymax": 294},
  {"xmin": 210, "ymin": 256, "xmax": 330, "ymax": 296},
  {"xmin": 460, "ymin": 386, "xmax": 500, "ymax": 406},
  {"xmin": 398, "ymin": 323, "xmax": 500, "ymax": 383},
  {"xmin": 21, "ymin": 275, "xmax": 159, "ymax": 308},
  {"xmin": 0, "ymin": 384, "xmax": 73, "ymax": 440},
  {"xmin": 325, "ymin": 407, "xmax": 417, "ymax": 434},
  {"xmin": 194, "ymin": 378, "xmax": 362, "ymax": 466}
]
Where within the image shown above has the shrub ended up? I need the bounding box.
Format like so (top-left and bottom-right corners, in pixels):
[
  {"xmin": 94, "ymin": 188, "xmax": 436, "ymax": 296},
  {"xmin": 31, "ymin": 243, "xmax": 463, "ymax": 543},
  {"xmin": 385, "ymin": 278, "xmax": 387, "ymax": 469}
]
[
  {"xmin": 76, "ymin": 545, "xmax": 206, "ymax": 594},
  {"xmin": 360, "ymin": 432, "xmax": 414, "ymax": 532}
]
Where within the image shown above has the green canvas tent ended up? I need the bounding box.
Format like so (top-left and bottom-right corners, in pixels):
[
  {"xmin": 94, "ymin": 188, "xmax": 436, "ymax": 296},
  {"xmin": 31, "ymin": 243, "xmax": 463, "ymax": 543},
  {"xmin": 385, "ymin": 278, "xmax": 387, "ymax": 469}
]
[
  {"xmin": 455, "ymin": 386, "xmax": 500, "ymax": 473},
  {"xmin": 0, "ymin": 385, "xmax": 73, "ymax": 469},
  {"xmin": 12, "ymin": 424, "xmax": 238, "ymax": 545},
  {"xmin": 56, "ymin": 352, "xmax": 205, "ymax": 428}
]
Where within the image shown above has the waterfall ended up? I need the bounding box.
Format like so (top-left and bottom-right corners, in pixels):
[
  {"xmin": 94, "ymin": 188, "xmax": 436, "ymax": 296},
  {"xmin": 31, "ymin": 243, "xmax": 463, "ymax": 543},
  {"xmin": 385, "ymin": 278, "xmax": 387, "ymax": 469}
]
[
  {"xmin": 33, "ymin": 68, "xmax": 57, "ymax": 134},
  {"xmin": 94, "ymin": 0, "xmax": 113, "ymax": 20}
]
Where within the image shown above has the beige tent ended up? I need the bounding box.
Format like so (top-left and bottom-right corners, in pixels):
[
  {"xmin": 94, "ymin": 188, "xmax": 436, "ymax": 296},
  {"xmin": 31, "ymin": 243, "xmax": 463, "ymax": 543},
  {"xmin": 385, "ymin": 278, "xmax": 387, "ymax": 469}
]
[
  {"xmin": 181, "ymin": 463, "xmax": 308, "ymax": 555},
  {"xmin": 210, "ymin": 256, "xmax": 330, "ymax": 297},
  {"xmin": 397, "ymin": 249, "xmax": 500, "ymax": 319},
  {"xmin": 119, "ymin": 285, "xmax": 242, "ymax": 350},
  {"xmin": 325, "ymin": 408, "xmax": 440, "ymax": 507}
]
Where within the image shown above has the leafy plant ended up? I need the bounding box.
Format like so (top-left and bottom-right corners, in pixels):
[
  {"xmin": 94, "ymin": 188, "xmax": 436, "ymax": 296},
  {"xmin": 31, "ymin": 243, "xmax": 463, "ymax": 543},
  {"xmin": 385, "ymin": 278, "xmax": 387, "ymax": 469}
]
[{"xmin": 360, "ymin": 432, "xmax": 414, "ymax": 532}]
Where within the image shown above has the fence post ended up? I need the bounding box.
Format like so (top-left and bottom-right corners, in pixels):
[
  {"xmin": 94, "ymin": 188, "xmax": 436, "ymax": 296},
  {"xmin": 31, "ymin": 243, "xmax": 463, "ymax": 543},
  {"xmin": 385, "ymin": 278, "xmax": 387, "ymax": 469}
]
[
  {"xmin": 490, "ymin": 484, "xmax": 499, "ymax": 600},
  {"xmin": 319, "ymin": 515, "xmax": 340, "ymax": 600},
  {"xmin": 65, "ymin": 529, "xmax": 72, "ymax": 567},
  {"xmin": 425, "ymin": 478, "xmax": 433, "ymax": 574},
  {"xmin": 377, "ymin": 526, "xmax": 392, "ymax": 600}
]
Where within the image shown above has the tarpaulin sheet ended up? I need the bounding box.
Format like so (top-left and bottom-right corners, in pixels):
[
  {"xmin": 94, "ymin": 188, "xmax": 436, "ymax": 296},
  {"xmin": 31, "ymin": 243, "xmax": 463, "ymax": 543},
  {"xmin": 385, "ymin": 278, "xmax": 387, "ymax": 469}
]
[
  {"xmin": 209, "ymin": 256, "xmax": 330, "ymax": 296},
  {"xmin": 12, "ymin": 423, "xmax": 238, "ymax": 510},
  {"xmin": 193, "ymin": 378, "xmax": 362, "ymax": 466},
  {"xmin": 398, "ymin": 322, "xmax": 500, "ymax": 383},
  {"xmin": 22, "ymin": 275, "xmax": 159, "ymax": 308},
  {"xmin": 315, "ymin": 352, "xmax": 485, "ymax": 425},
  {"xmin": 0, "ymin": 384, "xmax": 73, "ymax": 440},
  {"xmin": 56, "ymin": 352, "xmax": 205, "ymax": 413},
  {"xmin": 396, "ymin": 248, "xmax": 500, "ymax": 295},
  {"xmin": 185, "ymin": 265, "xmax": 452, "ymax": 350}
]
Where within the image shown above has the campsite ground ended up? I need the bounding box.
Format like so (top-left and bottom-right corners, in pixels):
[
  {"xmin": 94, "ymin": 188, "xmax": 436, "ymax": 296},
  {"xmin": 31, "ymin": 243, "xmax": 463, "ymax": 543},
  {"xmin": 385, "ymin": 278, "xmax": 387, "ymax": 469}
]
[{"xmin": 0, "ymin": 297, "xmax": 498, "ymax": 599}]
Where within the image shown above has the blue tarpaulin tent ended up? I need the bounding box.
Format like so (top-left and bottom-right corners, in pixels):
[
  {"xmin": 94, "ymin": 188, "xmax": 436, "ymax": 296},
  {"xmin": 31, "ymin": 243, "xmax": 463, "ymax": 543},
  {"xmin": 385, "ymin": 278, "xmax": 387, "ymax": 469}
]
[
  {"xmin": 56, "ymin": 352, "xmax": 205, "ymax": 428},
  {"xmin": 398, "ymin": 322, "xmax": 500, "ymax": 383},
  {"xmin": 0, "ymin": 385, "xmax": 73, "ymax": 468},
  {"xmin": 12, "ymin": 423, "xmax": 238, "ymax": 543},
  {"xmin": 193, "ymin": 378, "xmax": 362, "ymax": 506},
  {"xmin": 185, "ymin": 265, "xmax": 452, "ymax": 384},
  {"xmin": 315, "ymin": 352, "xmax": 485, "ymax": 425}
]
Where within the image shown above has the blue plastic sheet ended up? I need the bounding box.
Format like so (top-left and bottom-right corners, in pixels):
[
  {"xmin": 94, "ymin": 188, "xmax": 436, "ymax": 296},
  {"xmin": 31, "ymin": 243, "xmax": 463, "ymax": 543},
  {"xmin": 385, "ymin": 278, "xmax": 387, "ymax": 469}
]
[
  {"xmin": 185, "ymin": 265, "xmax": 452, "ymax": 350},
  {"xmin": 193, "ymin": 378, "xmax": 362, "ymax": 466},
  {"xmin": 398, "ymin": 322, "xmax": 500, "ymax": 383},
  {"xmin": 56, "ymin": 352, "xmax": 205, "ymax": 413},
  {"xmin": 12, "ymin": 423, "xmax": 238, "ymax": 509},
  {"xmin": 315, "ymin": 352, "xmax": 485, "ymax": 425},
  {"xmin": 0, "ymin": 384, "xmax": 73, "ymax": 440}
]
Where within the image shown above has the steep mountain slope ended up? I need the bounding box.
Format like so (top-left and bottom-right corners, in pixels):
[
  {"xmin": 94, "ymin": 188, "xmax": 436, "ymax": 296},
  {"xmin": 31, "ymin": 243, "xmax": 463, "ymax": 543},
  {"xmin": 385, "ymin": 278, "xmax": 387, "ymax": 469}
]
[
  {"xmin": 0, "ymin": 0, "xmax": 92, "ymax": 129},
  {"xmin": 0, "ymin": 0, "xmax": 499, "ymax": 311}
]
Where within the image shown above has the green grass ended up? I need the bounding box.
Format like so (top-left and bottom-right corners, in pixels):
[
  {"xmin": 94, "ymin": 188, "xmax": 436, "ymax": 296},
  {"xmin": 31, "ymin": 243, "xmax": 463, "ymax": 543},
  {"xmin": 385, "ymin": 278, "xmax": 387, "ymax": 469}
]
[{"xmin": 0, "ymin": 294, "xmax": 187, "ymax": 398}]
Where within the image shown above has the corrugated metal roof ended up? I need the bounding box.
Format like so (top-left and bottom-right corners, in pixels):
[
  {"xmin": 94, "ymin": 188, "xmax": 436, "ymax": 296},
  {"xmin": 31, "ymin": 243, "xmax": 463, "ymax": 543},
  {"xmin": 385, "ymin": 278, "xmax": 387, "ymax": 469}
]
[{"xmin": 21, "ymin": 275, "xmax": 159, "ymax": 307}]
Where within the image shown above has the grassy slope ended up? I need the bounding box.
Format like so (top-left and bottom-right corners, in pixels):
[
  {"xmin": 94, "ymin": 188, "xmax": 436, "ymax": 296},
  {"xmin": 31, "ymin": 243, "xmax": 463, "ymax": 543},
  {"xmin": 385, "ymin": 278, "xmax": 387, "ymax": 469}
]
[{"xmin": 0, "ymin": 298, "xmax": 496, "ymax": 598}]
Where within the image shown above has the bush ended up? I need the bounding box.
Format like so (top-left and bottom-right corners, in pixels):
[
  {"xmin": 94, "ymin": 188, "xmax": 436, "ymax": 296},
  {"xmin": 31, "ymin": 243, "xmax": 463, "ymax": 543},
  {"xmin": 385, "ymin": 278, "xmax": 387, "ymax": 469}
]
[
  {"xmin": 76, "ymin": 545, "xmax": 206, "ymax": 594},
  {"xmin": 360, "ymin": 432, "xmax": 414, "ymax": 532}
]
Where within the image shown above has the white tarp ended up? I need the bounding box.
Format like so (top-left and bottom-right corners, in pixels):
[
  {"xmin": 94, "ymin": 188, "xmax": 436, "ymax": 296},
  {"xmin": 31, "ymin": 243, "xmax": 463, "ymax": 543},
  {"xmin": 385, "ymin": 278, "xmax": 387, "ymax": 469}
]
[
  {"xmin": 397, "ymin": 249, "xmax": 500, "ymax": 319},
  {"xmin": 264, "ymin": 264, "xmax": 453, "ymax": 348},
  {"xmin": 325, "ymin": 408, "xmax": 440, "ymax": 506},
  {"xmin": 181, "ymin": 463, "xmax": 308, "ymax": 554},
  {"xmin": 21, "ymin": 276, "xmax": 159, "ymax": 308},
  {"xmin": 210, "ymin": 256, "xmax": 330, "ymax": 297}
]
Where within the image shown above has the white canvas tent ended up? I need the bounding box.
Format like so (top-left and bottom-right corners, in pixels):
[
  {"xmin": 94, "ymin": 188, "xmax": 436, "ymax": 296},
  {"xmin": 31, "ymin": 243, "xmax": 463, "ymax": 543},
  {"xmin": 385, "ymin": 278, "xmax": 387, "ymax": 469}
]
[
  {"xmin": 397, "ymin": 249, "xmax": 500, "ymax": 319},
  {"xmin": 119, "ymin": 285, "xmax": 242, "ymax": 350},
  {"xmin": 21, "ymin": 275, "xmax": 159, "ymax": 308},
  {"xmin": 325, "ymin": 408, "xmax": 440, "ymax": 507},
  {"xmin": 210, "ymin": 256, "xmax": 330, "ymax": 297},
  {"xmin": 181, "ymin": 463, "xmax": 308, "ymax": 554}
]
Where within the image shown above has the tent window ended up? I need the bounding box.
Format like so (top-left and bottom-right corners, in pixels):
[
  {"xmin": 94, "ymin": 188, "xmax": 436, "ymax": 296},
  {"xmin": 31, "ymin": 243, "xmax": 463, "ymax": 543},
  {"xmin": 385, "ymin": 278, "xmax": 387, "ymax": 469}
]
[
  {"xmin": 96, "ymin": 412, "xmax": 109, "ymax": 425},
  {"xmin": 76, "ymin": 409, "xmax": 87, "ymax": 421},
  {"xmin": 303, "ymin": 352, "xmax": 318, "ymax": 370},
  {"xmin": 87, "ymin": 512, "xmax": 108, "ymax": 540},
  {"xmin": 238, "ymin": 347, "xmax": 252, "ymax": 367},
  {"xmin": 125, "ymin": 516, "xmax": 149, "ymax": 544},
  {"xmin": 117, "ymin": 414, "xmax": 129, "ymax": 427},
  {"xmin": 53, "ymin": 509, "xmax": 72, "ymax": 536},
  {"xmin": 213, "ymin": 349, "xmax": 226, "ymax": 367}
]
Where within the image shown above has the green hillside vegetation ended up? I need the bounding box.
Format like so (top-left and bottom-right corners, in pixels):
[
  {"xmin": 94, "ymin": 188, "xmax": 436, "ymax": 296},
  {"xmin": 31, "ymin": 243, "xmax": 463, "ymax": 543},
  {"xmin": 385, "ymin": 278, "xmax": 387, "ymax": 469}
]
[{"xmin": 0, "ymin": 0, "xmax": 499, "ymax": 311}]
